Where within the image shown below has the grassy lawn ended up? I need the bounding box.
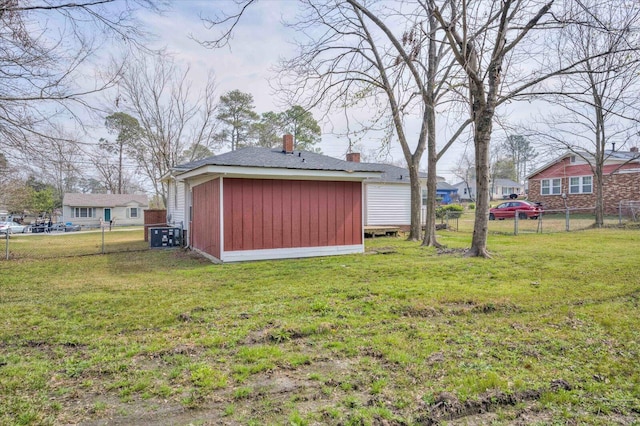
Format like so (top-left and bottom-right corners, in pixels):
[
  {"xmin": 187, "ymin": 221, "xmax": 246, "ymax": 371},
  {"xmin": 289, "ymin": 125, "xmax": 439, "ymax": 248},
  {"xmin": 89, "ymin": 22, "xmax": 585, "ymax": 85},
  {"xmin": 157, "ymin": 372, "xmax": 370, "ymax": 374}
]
[
  {"xmin": 0, "ymin": 229, "xmax": 639, "ymax": 425},
  {"xmin": 2, "ymin": 227, "xmax": 148, "ymax": 259}
]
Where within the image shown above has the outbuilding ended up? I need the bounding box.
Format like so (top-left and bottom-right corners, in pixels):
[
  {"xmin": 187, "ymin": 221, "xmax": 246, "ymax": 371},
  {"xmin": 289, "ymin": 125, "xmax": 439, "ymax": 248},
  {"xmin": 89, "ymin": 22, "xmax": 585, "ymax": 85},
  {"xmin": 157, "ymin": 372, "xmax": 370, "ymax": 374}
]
[{"xmin": 166, "ymin": 135, "xmax": 381, "ymax": 262}]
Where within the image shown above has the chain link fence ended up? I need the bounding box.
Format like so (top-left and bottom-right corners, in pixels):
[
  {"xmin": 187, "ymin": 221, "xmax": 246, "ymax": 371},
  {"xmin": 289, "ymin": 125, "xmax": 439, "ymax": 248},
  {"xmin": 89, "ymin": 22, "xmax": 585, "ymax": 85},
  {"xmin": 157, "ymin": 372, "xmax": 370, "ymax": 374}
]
[
  {"xmin": 0, "ymin": 222, "xmax": 178, "ymax": 262},
  {"xmin": 444, "ymin": 207, "xmax": 632, "ymax": 235},
  {"xmin": 618, "ymin": 200, "xmax": 640, "ymax": 222}
]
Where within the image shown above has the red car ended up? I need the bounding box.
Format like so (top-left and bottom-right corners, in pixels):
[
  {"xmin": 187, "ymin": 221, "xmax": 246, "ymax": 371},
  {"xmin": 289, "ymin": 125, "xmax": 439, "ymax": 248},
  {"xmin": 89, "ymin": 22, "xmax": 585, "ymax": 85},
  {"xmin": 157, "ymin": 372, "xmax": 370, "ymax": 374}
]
[{"xmin": 489, "ymin": 200, "xmax": 542, "ymax": 220}]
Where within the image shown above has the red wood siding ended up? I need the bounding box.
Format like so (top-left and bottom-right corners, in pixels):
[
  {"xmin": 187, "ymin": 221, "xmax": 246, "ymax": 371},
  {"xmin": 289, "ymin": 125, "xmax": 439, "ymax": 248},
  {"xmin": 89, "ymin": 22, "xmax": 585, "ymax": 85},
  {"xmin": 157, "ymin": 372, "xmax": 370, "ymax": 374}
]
[
  {"xmin": 223, "ymin": 178, "xmax": 362, "ymax": 252},
  {"xmin": 191, "ymin": 178, "xmax": 221, "ymax": 259}
]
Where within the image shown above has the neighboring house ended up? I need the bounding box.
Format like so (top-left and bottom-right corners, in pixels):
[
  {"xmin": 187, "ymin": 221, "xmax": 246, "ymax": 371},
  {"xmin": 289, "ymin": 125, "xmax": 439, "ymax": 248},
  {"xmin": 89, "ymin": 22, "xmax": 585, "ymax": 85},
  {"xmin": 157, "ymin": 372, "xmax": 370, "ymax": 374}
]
[
  {"xmin": 435, "ymin": 179, "xmax": 458, "ymax": 204},
  {"xmin": 492, "ymin": 178, "xmax": 525, "ymax": 199},
  {"xmin": 164, "ymin": 135, "xmax": 381, "ymax": 263},
  {"xmin": 342, "ymin": 155, "xmax": 458, "ymax": 229},
  {"xmin": 453, "ymin": 180, "xmax": 475, "ymax": 201},
  {"xmin": 453, "ymin": 178, "xmax": 524, "ymax": 201},
  {"xmin": 527, "ymin": 148, "xmax": 640, "ymax": 214},
  {"xmin": 62, "ymin": 193, "xmax": 149, "ymax": 227}
]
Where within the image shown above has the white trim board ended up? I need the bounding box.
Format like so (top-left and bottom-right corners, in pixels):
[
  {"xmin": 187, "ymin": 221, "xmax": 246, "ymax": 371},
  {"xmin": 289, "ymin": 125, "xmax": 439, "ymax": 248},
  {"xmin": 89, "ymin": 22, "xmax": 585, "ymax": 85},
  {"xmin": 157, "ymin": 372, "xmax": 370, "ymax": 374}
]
[{"xmin": 221, "ymin": 244, "xmax": 364, "ymax": 263}]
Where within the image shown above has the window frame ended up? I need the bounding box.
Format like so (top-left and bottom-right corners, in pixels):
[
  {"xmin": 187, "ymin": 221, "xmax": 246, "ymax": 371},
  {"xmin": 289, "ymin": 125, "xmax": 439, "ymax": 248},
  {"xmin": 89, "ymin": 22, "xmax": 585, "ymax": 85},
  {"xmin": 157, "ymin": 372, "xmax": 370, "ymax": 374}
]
[
  {"xmin": 129, "ymin": 207, "xmax": 139, "ymax": 218},
  {"xmin": 540, "ymin": 178, "xmax": 562, "ymax": 195},
  {"xmin": 74, "ymin": 207, "xmax": 95, "ymax": 218},
  {"xmin": 569, "ymin": 176, "xmax": 593, "ymax": 194}
]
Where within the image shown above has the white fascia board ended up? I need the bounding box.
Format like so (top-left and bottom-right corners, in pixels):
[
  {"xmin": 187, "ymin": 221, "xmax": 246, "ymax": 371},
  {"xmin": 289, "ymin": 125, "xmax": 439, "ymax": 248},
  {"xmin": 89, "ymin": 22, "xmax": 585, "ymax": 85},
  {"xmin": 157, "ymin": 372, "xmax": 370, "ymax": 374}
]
[
  {"xmin": 615, "ymin": 168, "xmax": 640, "ymax": 174},
  {"xmin": 221, "ymin": 244, "xmax": 364, "ymax": 263},
  {"xmin": 177, "ymin": 165, "xmax": 381, "ymax": 182}
]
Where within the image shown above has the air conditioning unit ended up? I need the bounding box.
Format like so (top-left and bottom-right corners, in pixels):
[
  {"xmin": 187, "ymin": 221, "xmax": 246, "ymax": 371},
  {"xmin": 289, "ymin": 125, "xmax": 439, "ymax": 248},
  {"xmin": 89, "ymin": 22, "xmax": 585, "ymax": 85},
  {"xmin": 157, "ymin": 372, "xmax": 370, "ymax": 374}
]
[{"xmin": 149, "ymin": 227, "xmax": 182, "ymax": 248}]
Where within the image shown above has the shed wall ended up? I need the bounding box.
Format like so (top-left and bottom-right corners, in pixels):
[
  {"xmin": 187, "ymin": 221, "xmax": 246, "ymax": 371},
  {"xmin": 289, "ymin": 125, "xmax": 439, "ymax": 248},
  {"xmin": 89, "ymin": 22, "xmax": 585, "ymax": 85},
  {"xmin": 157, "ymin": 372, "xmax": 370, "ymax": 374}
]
[
  {"xmin": 222, "ymin": 178, "xmax": 362, "ymax": 252},
  {"xmin": 191, "ymin": 178, "xmax": 221, "ymax": 259}
]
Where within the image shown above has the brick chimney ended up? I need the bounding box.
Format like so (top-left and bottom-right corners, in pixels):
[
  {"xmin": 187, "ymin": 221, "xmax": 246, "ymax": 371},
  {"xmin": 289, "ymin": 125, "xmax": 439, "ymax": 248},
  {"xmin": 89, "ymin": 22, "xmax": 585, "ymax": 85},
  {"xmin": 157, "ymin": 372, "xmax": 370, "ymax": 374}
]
[
  {"xmin": 631, "ymin": 147, "xmax": 639, "ymax": 153},
  {"xmin": 346, "ymin": 152, "xmax": 360, "ymax": 163},
  {"xmin": 283, "ymin": 134, "xmax": 294, "ymax": 154}
]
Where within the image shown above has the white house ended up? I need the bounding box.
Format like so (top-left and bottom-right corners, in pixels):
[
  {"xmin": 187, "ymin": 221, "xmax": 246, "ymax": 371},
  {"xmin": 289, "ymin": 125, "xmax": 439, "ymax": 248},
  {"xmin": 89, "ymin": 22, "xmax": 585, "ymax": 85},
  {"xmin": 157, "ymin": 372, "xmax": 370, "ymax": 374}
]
[
  {"xmin": 62, "ymin": 193, "xmax": 149, "ymax": 227},
  {"xmin": 454, "ymin": 178, "xmax": 524, "ymax": 201}
]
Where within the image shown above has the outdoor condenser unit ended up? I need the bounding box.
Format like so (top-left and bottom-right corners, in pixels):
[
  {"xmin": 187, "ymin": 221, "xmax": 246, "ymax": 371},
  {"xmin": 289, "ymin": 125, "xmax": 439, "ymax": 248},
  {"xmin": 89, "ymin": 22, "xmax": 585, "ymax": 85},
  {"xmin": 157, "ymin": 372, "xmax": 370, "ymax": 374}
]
[{"xmin": 149, "ymin": 227, "xmax": 182, "ymax": 248}]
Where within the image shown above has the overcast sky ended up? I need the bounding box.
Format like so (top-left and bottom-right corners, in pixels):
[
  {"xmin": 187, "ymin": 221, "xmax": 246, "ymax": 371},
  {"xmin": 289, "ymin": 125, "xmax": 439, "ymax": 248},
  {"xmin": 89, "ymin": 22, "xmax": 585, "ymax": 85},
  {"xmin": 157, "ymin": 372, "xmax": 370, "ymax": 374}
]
[{"xmin": 130, "ymin": 1, "xmax": 542, "ymax": 183}]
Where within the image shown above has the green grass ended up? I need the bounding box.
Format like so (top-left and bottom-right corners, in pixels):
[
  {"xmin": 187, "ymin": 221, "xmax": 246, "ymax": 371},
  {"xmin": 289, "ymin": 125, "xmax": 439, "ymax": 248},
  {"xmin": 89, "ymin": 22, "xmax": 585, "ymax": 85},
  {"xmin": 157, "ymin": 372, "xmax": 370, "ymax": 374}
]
[
  {"xmin": 0, "ymin": 228, "xmax": 639, "ymax": 424},
  {"xmin": 2, "ymin": 227, "xmax": 148, "ymax": 259}
]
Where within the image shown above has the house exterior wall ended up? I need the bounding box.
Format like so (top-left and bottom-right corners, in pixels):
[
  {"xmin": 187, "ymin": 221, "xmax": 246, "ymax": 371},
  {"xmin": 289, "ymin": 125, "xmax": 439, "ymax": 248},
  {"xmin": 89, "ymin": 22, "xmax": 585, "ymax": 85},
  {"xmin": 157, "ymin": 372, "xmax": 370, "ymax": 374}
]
[
  {"xmin": 493, "ymin": 184, "xmax": 523, "ymax": 199},
  {"xmin": 527, "ymin": 157, "xmax": 640, "ymax": 213},
  {"xmin": 191, "ymin": 178, "xmax": 221, "ymax": 259},
  {"xmin": 62, "ymin": 204, "xmax": 145, "ymax": 227},
  {"xmin": 222, "ymin": 178, "xmax": 362, "ymax": 253},
  {"xmin": 364, "ymin": 183, "xmax": 411, "ymax": 226},
  {"xmin": 454, "ymin": 182, "xmax": 475, "ymax": 201},
  {"xmin": 168, "ymin": 179, "xmax": 187, "ymax": 229}
]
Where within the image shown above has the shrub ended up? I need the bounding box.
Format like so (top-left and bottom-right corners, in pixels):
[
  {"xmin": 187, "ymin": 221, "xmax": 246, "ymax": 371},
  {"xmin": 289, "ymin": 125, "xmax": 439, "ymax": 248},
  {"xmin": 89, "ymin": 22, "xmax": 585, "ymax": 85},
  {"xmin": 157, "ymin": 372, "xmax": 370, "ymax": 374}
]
[
  {"xmin": 468, "ymin": 203, "xmax": 475, "ymax": 210},
  {"xmin": 436, "ymin": 204, "xmax": 464, "ymax": 219}
]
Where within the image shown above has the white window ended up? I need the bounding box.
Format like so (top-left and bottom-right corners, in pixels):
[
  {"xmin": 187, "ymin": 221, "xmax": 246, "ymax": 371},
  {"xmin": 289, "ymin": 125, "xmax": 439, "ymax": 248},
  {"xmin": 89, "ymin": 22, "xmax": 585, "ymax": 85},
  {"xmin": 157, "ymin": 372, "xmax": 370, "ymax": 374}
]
[
  {"xmin": 129, "ymin": 207, "xmax": 139, "ymax": 218},
  {"xmin": 541, "ymin": 178, "xmax": 562, "ymax": 195},
  {"xmin": 569, "ymin": 176, "xmax": 592, "ymax": 194},
  {"xmin": 74, "ymin": 207, "xmax": 95, "ymax": 218}
]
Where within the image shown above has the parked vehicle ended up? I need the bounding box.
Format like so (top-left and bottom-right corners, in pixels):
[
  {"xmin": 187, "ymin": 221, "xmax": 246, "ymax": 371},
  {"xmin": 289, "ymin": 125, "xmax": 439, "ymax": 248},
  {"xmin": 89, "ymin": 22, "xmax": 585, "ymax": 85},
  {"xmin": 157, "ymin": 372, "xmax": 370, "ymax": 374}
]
[
  {"xmin": 489, "ymin": 200, "xmax": 542, "ymax": 220},
  {"xmin": 64, "ymin": 223, "xmax": 81, "ymax": 232},
  {"xmin": 0, "ymin": 221, "xmax": 28, "ymax": 234}
]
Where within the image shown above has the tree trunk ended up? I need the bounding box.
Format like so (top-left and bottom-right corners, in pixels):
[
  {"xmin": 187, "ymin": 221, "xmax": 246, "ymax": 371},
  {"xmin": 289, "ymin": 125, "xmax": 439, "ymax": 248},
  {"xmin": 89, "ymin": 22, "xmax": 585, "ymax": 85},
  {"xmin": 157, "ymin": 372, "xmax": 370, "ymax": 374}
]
[
  {"xmin": 594, "ymin": 167, "xmax": 604, "ymax": 227},
  {"xmin": 407, "ymin": 163, "xmax": 422, "ymax": 241},
  {"xmin": 422, "ymin": 98, "xmax": 441, "ymax": 246},
  {"xmin": 468, "ymin": 108, "xmax": 493, "ymax": 258},
  {"xmin": 422, "ymin": 152, "xmax": 441, "ymax": 247},
  {"xmin": 421, "ymin": 11, "xmax": 442, "ymax": 248}
]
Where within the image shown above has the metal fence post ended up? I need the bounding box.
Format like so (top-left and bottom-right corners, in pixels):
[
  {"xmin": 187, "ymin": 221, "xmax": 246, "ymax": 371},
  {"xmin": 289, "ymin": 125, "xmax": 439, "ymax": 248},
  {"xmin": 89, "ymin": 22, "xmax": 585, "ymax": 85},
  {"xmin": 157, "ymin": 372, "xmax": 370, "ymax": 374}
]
[
  {"xmin": 619, "ymin": 201, "xmax": 622, "ymax": 225},
  {"xmin": 537, "ymin": 214, "xmax": 543, "ymax": 233},
  {"xmin": 565, "ymin": 208, "xmax": 570, "ymax": 232},
  {"xmin": 514, "ymin": 211, "xmax": 519, "ymax": 235},
  {"xmin": 4, "ymin": 231, "xmax": 8, "ymax": 260},
  {"xmin": 101, "ymin": 226, "xmax": 105, "ymax": 254}
]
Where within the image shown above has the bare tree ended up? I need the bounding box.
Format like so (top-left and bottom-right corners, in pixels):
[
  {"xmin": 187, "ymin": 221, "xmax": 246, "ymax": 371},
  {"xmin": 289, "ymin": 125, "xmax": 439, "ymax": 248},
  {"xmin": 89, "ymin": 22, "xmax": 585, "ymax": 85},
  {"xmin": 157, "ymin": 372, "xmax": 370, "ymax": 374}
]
[
  {"xmin": 115, "ymin": 52, "xmax": 219, "ymax": 205},
  {"xmin": 431, "ymin": 0, "xmax": 559, "ymax": 257},
  {"xmin": 0, "ymin": 0, "xmax": 160, "ymax": 153},
  {"xmin": 220, "ymin": 1, "xmax": 471, "ymax": 242},
  {"xmin": 533, "ymin": 1, "xmax": 640, "ymax": 226},
  {"xmin": 27, "ymin": 129, "xmax": 84, "ymax": 204}
]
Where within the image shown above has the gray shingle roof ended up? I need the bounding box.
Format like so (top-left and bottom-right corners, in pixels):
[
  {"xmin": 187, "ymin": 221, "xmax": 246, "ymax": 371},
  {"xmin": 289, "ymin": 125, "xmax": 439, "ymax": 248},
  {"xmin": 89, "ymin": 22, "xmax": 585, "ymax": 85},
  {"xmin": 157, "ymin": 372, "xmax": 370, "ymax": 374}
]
[
  {"xmin": 174, "ymin": 147, "xmax": 383, "ymax": 174},
  {"xmin": 437, "ymin": 181, "xmax": 457, "ymax": 191},
  {"xmin": 493, "ymin": 178, "xmax": 522, "ymax": 187},
  {"xmin": 363, "ymin": 163, "xmax": 425, "ymax": 183},
  {"xmin": 63, "ymin": 193, "xmax": 149, "ymax": 207}
]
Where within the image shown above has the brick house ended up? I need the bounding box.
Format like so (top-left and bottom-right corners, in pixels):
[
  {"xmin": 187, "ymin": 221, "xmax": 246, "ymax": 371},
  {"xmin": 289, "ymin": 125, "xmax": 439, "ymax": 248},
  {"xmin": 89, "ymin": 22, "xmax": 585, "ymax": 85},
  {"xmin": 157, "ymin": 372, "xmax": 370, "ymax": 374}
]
[{"xmin": 527, "ymin": 148, "xmax": 640, "ymax": 214}]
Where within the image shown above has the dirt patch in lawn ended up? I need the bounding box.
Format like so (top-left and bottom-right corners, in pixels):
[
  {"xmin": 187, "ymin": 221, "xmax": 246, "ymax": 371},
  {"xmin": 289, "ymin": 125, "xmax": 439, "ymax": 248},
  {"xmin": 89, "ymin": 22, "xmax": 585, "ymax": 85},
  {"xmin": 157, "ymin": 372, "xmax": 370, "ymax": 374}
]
[{"xmin": 75, "ymin": 361, "xmax": 587, "ymax": 426}]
